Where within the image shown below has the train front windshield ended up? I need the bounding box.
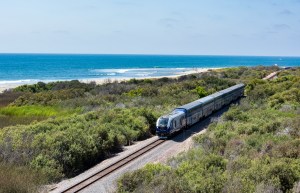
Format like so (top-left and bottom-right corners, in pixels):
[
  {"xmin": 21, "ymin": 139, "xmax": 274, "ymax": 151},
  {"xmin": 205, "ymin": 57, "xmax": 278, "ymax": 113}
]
[{"xmin": 158, "ymin": 118, "xmax": 169, "ymax": 127}]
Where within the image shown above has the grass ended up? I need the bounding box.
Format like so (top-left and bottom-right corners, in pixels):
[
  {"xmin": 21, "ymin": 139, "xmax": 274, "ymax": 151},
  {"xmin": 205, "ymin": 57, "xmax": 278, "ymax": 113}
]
[
  {"xmin": 0, "ymin": 115, "xmax": 47, "ymax": 129},
  {"xmin": 0, "ymin": 105, "xmax": 81, "ymax": 117},
  {"xmin": 0, "ymin": 105, "xmax": 82, "ymax": 129},
  {"xmin": 0, "ymin": 105, "xmax": 59, "ymax": 117},
  {"xmin": 0, "ymin": 163, "xmax": 47, "ymax": 193}
]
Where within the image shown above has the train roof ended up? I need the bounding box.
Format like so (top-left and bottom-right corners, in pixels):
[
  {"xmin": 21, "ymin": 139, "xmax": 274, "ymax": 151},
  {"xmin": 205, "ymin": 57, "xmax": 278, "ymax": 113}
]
[
  {"xmin": 175, "ymin": 100, "xmax": 202, "ymax": 111},
  {"xmin": 174, "ymin": 83, "xmax": 245, "ymax": 112},
  {"xmin": 160, "ymin": 110, "xmax": 185, "ymax": 119},
  {"xmin": 197, "ymin": 95, "xmax": 214, "ymax": 104},
  {"xmin": 219, "ymin": 83, "xmax": 245, "ymax": 94},
  {"xmin": 209, "ymin": 91, "xmax": 223, "ymax": 99}
]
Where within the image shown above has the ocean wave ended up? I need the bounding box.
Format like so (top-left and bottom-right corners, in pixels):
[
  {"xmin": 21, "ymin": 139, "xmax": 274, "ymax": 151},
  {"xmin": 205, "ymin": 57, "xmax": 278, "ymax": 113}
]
[
  {"xmin": 87, "ymin": 68, "xmax": 199, "ymax": 78},
  {"xmin": 0, "ymin": 68, "xmax": 203, "ymax": 86},
  {"xmin": 91, "ymin": 68, "xmax": 191, "ymax": 73},
  {"xmin": 0, "ymin": 79, "xmax": 38, "ymax": 85},
  {"xmin": 117, "ymin": 69, "xmax": 130, "ymax": 73},
  {"xmin": 90, "ymin": 69, "xmax": 130, "ymax": 74},
  {"xmin": 135, "ymin": 72, "xmax": 154, "ymax": 76},
  {"xmin": 0, "ymin": 79, "xmax": 68, "ymax": 85}
]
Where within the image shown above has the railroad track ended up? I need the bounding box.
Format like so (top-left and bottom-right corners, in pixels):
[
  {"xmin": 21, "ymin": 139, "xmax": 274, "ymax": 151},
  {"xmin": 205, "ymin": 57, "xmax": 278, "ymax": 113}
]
[{"xmin": 61, "ymin": 138, "xmax": 165, "ymax": 193}]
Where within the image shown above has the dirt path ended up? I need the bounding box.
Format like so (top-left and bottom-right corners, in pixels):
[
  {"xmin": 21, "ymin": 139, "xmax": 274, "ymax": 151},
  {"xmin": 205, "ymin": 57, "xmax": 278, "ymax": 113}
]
[{"xmin": 263, "ymin": 71, "xmax": 280, "ymax": 80}]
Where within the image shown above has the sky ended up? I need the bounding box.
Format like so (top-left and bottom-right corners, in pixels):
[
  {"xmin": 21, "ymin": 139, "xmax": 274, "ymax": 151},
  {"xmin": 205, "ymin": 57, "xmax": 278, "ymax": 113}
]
[{"xmin": 0, "ymin": 0, "xmax": 300, "ymax": 56}]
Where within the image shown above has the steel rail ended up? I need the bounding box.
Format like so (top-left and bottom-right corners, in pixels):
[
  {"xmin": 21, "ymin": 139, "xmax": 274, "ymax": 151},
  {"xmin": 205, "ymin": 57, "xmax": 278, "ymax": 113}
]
[{"xmin": 61, "ymin": 139, "xmax": 165, "ymax": 193}]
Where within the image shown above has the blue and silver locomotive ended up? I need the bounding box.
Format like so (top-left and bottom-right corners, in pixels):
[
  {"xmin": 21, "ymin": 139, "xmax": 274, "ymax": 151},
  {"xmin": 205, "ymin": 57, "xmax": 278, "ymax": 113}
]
[{"xmin": 156, "ymin": 83, "xmax": 245, "ymax": 138}]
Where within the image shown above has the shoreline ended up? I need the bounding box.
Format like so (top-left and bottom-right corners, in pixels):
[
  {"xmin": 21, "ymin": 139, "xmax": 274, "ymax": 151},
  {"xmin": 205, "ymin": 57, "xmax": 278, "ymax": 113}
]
[
  {"xmin": 0, "ymin": 68, "xmax": 219, "ymax": 93},
  {"xmin": 79, "ymin": 68, "xmax": 219, "ymax": 85}
]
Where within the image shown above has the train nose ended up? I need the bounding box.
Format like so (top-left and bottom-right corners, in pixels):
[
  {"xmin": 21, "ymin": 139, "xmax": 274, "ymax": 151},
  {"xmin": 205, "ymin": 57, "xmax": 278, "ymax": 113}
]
[{"xmin": 157, "ymin": 126, "xmax": 167, "ymax": 131}]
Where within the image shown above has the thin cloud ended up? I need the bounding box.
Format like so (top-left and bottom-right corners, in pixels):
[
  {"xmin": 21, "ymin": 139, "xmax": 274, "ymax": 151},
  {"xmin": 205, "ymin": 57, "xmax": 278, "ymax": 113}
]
[
  {"xmin": 231, "ymin": 34, "xmax": 241, "ymax": 37},
  {"xmin": 279, "ymin": 9, "xmax": 293, "ymax": 15},
  {"xmin": 273, "ymin": 24, "xmax": 291, "ymax": 30},
  {"xmin": 31, "ymin": 31, "xmax": 41, "ymax": 34},
  {"xmin": 82, "ymin": 5, "xmax": 98, "ymax": 10},
  {"xmin": 266, "ymin": 30, "xmax": 277, "ymax": 34},
  {"xmin": 112, "ymin": 0, "xmax": 140, "ymax": 6},
  {"xmin": 158, "ymin": 18, "xmax": 179, "ymax": 28},
  {"xmin": 171, "ymin": 11, "xmax": 182, "ymax": 16},
  {"xmin": 113, "ymin": 30, "xmax": 123, "ymax": 34},
  {"xmin": 52, "ymin": 30, "xmax": 70, "ymax": 35},
  {"xmin": 208, "ymin": 14, "xmax": 224, "ymax": 21}
]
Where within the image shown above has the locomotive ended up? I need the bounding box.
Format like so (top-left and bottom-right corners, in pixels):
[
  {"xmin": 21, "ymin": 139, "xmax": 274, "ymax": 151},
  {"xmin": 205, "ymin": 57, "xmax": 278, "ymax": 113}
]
[{"xmin": 156, "ymin": 83, "xmax": 245, "ymax": 138}]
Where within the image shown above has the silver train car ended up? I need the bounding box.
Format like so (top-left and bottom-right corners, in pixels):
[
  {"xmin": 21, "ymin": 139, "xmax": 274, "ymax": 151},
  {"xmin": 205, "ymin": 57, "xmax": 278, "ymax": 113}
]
[{"xmin": 156, "ymin": 83, "xmax": 245, "ymax": 138}]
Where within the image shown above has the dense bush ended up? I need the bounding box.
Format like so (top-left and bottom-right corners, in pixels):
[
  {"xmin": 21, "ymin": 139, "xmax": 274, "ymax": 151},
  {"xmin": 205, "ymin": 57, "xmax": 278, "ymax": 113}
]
[
  {"xmin": 13, "ymin": 80, "xmax": 97, "ymax": 93},
  {"xmin": 0, "ymin": 108, "xmax": 158, "ymax": 181},
  {"xmin": 1, "ymin": 66, "xmax": 298, "ymax": 191},
  {"xmin": 117, "ymin": 67, "xmax": 300, "ymax": 193},
  {"xmin": 12, "ymin": 88, "xmax": 87, "ymax": 106},
  {"xmin": 1, "ymin": 72, "xmax": 235, "ymax": 131}
]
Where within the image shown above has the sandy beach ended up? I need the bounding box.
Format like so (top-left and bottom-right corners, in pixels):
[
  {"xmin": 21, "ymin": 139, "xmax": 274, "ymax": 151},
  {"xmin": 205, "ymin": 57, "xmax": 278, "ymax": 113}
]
[
  {"xmin": 79, "ymin": 68, "xmax": 217, "ymax": 84},
  {"xmin": 0, "ymin": 68, "xmax": 218, "ymax": 93}
]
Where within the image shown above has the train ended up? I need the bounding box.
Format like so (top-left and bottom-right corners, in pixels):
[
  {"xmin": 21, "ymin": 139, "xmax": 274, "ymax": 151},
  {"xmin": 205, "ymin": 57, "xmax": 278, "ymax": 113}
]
[{"xmin": 156, "ymin": 83, "xmax": 245, "ymax": 138}]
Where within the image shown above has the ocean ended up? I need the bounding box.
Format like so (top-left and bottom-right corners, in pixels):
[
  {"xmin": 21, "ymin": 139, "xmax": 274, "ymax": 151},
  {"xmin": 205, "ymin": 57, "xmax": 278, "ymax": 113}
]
[{"xmin": 0, "ymin": 54, "xmax": 300, "ymax": 85}]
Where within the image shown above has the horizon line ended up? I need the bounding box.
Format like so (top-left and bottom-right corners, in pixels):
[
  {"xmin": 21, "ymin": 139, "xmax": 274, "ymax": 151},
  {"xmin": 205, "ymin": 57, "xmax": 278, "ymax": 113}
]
[{"xmin": 0, "ymin": 52, "xmax": 300, "ymax": 58}]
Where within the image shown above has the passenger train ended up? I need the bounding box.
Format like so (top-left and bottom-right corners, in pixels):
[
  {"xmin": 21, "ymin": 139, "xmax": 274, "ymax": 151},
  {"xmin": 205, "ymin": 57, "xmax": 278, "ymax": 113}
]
[{"xmin": 156, "ymin": 83, "xmax": 245, "ymax": 138}]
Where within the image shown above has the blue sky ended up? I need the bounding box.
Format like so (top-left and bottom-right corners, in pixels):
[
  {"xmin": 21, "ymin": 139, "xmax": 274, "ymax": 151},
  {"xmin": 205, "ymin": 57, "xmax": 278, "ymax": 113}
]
[{"xmin": 0, "ymin": 0, "xmax": 300, "ymax": 56}]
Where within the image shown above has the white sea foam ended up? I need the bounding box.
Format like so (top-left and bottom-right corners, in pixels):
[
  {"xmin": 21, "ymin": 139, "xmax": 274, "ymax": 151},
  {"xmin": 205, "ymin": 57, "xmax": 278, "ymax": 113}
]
[
  {"xmin": 91, "ymin": 69, "xmax": 130, "ymax": 73},
  {"xmin": 135, "ymin": 72, "xmax": 153, "ymax": 76},
  {"xmin": 107, "ymin": 73, "xmax": 117, "ymax": 76},
  {"xmin": 91, "ymin": 68, "xmax": 189, "ymax": 73},
  {"xmin": 88, "ymin": 68, "xmax": 208, "ymax": 79},
  {"xmin": 0, "ymin": 67, "xmax": 214, "ymax": 93},
  {"xmin": 116, "ymin": 69, "xmax": 130, "ymax": 73},
  {"xmin": 0, "ymin": 79, "xmax": 37, "ymax": 85},
  {"xmin": 0, "ymin": 79, "xmax": 70, "ymax": 85}
]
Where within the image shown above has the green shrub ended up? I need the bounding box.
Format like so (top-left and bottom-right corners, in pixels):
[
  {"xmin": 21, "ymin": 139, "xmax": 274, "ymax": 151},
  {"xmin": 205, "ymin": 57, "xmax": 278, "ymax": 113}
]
[
  {"xmin": 1, "ymin": 66, "xmax": 299, "ymax": 191},
  {"xmin": 193, "ymin": 86, "xmax": 208, "ymax": 98},
  {"xmin": 0, "ymin": 107, "xmax": 158, "ymax": 180},
  {"xmin": 14, "ymin": 80, "xmax": 97, "ymax": 93},
  {"xmin": 117, "ymin": 163, "xmax": 171, "ymax": 192},
  {"xmin": 116, "ymin": 67, "xmax": 300, "ymax": 193}
]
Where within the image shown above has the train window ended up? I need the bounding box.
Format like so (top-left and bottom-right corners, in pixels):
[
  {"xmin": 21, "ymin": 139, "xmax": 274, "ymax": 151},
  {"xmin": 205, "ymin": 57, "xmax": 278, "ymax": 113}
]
[{"xmin": 158, "ymin": 118, "xmax": 168, "ymax": 127}]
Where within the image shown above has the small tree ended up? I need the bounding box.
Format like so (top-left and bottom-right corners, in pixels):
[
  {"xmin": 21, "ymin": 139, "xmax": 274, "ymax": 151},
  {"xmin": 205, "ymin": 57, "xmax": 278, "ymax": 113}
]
[{"xmin": 194, "ymin": 86, "xmax": 208, "ymax": 98}]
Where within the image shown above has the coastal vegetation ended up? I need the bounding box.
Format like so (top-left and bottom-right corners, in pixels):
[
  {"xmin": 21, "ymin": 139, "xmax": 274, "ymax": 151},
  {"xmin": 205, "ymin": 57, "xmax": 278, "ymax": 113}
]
[
  {"xmin": 0, "ymin": 66, "xmax": 298, "ymax": 192},
  {"xmin": 117, "ymin": 67, "xmax": 300, "ymax": 193}
]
